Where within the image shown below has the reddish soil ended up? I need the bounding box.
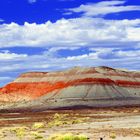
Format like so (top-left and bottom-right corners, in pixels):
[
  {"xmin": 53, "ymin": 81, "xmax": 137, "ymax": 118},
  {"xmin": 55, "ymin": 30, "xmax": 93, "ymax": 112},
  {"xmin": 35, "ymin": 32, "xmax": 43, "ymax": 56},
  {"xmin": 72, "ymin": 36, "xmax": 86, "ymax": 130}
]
[{"xmin": 1, "ymin": 78, "xmax": 140, "ymax": 99}]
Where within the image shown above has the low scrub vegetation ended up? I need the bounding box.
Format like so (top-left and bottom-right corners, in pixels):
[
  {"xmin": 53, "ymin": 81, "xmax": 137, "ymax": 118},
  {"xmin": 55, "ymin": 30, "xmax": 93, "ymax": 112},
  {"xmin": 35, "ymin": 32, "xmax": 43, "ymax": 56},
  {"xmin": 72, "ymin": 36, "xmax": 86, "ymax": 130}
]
[
  {"xmin": 30, "ymin": 131, "xmax": 44, "ymax": 139},
  {"xmin": 0, "ymin": 113, "xmax": 89, "ymax": 140},
  {"xmin": 32, "ymin": 122, "xmax": 46, "ymax": 130},
  {"xmin": 48, "ymin": 113, "xmax": 88, "ymax": 128},
  {"xmin": 47, "ymin": 133, "xmax": 89, "ymax": 140},
  {"xmin": 109, "ymin": 132, "xmax": 116, "ymax": 139},
  {"xmin": 11, "ymin": 127, "xmax": 26, "ymax": 138}
]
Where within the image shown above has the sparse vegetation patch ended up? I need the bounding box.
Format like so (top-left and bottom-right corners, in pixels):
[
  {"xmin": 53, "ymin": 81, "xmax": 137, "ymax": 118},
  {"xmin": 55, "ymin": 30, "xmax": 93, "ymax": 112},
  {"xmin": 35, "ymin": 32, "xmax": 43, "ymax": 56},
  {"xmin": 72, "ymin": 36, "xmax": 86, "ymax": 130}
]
[{"xmin": 47, "ymin": 133, "xmax": 89, "ymax": 140}]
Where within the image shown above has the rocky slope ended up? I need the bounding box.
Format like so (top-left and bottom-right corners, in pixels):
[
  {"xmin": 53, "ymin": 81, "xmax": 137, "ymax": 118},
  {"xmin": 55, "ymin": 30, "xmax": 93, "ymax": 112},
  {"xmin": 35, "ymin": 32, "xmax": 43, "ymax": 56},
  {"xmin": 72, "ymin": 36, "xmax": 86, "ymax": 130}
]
[{"xmin": 0, "ymin": 66, "xmax": 140, "ymax": 110}]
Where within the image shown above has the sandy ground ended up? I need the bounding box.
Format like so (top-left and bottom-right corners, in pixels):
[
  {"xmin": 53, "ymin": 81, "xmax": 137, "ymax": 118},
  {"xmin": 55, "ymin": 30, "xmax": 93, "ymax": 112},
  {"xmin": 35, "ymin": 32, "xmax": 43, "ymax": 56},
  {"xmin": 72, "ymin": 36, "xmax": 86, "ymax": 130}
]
[{"xmin": 0, "ymin": 107, "xmax": 140, "ymax": 140}]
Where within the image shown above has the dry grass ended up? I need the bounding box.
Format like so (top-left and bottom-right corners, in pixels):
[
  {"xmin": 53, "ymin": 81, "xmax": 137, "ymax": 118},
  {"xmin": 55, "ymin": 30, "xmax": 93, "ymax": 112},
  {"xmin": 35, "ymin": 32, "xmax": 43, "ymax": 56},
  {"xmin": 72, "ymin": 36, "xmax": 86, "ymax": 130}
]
[
  {"xmin": 109, "ymin": 132, "xmax": 116, "ymax": 139},
  {"xmin": 47, "ymin": 133, "xmax": 88, "ymax": 140},
  {"xmin": 32, "ymin": 122, "xmax": 46, "ymax": 130},
  {"xmin": 0, "ymin": 107, "xmax": 139, "ymax": 140},
  {"xmin": 48, "ymin": 113, "xmax": 88, "ymax": 128}
]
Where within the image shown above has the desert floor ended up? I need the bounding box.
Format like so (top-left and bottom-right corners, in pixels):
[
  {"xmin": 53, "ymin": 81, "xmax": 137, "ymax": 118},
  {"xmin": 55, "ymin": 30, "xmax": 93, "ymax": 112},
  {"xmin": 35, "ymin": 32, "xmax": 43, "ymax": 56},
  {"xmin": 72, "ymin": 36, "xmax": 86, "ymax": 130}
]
[{"xmin": 0, "ymin": 107, "xmax": 140, "ymax": 140}]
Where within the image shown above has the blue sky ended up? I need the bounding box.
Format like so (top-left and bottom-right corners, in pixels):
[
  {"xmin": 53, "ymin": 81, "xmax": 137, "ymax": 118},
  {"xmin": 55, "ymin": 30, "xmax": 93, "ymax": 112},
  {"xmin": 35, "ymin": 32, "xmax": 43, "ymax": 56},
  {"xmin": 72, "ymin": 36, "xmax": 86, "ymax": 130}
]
[{"xmin": 0, "ymin": 0, "xmax": 140, "ymax": 86}]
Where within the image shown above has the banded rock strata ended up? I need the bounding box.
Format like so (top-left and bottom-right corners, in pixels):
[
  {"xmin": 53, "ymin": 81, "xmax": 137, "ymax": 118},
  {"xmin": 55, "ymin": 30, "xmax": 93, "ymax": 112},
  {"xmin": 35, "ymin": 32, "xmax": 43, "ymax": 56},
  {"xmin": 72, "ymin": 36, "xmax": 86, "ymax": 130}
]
[{"xmin": 0, "ymin": 66, "xmax": 140, "ymax": 110}]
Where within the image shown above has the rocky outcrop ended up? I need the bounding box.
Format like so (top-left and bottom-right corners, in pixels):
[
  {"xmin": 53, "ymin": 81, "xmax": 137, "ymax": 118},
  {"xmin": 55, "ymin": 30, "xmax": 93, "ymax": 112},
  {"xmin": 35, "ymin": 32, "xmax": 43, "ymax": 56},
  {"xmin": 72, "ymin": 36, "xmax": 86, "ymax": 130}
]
[{"xmin": 0, "ymin": 66, "xmax": 140, "ymax": 110}]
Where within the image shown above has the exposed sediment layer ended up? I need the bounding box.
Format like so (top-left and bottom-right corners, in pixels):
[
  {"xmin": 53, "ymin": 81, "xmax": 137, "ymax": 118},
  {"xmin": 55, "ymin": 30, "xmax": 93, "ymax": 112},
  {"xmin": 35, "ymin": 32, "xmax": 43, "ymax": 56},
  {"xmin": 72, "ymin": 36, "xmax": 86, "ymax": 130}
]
[{"xmin": 0, "ymin": 66, "xmax": 140, "ymax": 110}]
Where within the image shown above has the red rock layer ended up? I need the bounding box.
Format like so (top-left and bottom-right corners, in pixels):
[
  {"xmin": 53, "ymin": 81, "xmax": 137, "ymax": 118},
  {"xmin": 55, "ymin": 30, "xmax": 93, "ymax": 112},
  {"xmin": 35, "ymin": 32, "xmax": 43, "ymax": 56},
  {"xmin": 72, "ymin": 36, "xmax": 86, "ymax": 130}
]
[
  {"xmin": 0, "ymin": 78, "xmax": 140, "ymax": 100},
  {"xmin": 0, "ymin": 67, "xmax": 140, "ymax": 102}
]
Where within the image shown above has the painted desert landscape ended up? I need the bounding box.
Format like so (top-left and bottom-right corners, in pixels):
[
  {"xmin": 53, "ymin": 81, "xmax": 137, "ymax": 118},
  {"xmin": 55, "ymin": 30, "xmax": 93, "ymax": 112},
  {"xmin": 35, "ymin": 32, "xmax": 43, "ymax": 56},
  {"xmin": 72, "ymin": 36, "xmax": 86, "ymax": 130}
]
[
  {"xmin": 0, "ymin": 66, "xmax": 140, "ymax": 140},
  {"xmin": 0, "ymin": 0, "xmax": 140, "ymax": 140}
]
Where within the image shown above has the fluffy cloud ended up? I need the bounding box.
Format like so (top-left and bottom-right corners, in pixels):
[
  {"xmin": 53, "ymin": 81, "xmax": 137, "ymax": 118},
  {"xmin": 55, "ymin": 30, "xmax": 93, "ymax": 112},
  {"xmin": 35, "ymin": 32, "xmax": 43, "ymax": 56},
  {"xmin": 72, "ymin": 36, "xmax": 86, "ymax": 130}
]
[
  {"xmin": 66, "ymin": 0, "xmax": 140, "ymax": 17},
  {"xmin": 0, "ymin": 50, "xmax": 27, "ymax": 60},
  {"xmin": 0, "ymin": 18, "xmax": 140, "ymax": 48},
  {"xmin": 67, "ymin": 53, "xmax": 98, "ymax": 60},
  {"xmin": 0, "ymin": 17, "xmax": 140, "ymax": 77},
  {"xmin": 66, "ymin": 49, "xmax": 140, "ymax": 60}
]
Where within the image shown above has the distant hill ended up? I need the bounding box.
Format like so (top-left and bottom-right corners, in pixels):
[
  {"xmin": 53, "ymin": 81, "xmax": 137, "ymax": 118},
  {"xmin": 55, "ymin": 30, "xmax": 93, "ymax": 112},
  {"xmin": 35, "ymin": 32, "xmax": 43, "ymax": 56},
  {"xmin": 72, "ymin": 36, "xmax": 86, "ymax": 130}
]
[{"xmin": 0, "ymin": 66, "xmax": 140, "ymax": 111}]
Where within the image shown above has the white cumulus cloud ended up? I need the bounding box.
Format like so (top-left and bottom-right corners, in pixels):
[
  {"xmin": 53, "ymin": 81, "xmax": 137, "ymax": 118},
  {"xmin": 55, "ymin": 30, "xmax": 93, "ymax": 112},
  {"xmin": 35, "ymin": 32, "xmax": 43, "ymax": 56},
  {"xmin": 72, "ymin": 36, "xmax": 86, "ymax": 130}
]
[
  {"xmin": 66, "ymin": 0, "xmax": 140, "ymax": 17},
  {"xmin": 0, "ymin": 50, "xmax": 28, "ymax": 60},
  {"xmin": 0, "ymin": 18, "xmax": 140, "ymax": 48}
]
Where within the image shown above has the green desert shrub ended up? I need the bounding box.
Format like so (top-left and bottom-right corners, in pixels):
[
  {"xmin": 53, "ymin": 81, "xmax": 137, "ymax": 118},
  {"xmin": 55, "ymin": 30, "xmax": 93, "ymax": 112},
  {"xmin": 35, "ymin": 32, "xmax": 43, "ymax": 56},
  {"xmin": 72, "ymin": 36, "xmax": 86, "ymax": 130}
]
[
  {"xmin": 71, "ymin": 119, "xmax": 83, "ymax": 124},
  {"xmin": 10, "ymin": 127, "xmax": 27, "ymax": 138},
  {"xmin": 109, "ymin": 132, "xmax": 116, "ymax": 139},
  {"xmin": 31, "ymin": 131, "xmax": 44, "ymax": 139},
  {"xmin": 47, "ymin": 133, "xmax": 88, "ymax": 140},
  {"xmin": 32, "ymin": 122, "xmax": 46, "ymax": 130},
  {"xmin": 48, "ymin": 113, "xmax": 67, "ymax": 128},
  {"xmin": 48, "ymin": 113, "xmax": 86, "ymax": 128},
  {"xmin": 53, "ymin": 113, "xmax": 61, "ymax": 120}
]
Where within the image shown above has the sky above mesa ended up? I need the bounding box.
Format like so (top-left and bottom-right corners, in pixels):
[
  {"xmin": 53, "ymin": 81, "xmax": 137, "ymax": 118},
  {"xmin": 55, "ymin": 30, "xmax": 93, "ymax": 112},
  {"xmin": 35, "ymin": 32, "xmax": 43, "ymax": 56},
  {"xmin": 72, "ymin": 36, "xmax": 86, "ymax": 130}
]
[{"xmin": 0, "ymin": 0, "xmax": 140, "ymax": 86}]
